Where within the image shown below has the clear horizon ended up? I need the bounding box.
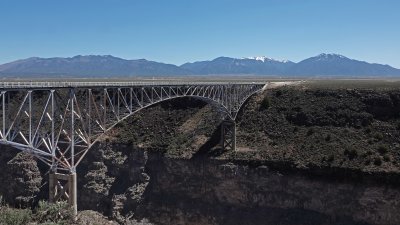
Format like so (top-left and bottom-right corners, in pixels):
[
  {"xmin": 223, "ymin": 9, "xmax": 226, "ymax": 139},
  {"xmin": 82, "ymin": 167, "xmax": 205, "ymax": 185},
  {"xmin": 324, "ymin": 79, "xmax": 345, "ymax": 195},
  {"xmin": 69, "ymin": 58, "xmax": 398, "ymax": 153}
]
[{"xmin": 1, "ymin": 0, "xmax": 399, "ymax": 67}]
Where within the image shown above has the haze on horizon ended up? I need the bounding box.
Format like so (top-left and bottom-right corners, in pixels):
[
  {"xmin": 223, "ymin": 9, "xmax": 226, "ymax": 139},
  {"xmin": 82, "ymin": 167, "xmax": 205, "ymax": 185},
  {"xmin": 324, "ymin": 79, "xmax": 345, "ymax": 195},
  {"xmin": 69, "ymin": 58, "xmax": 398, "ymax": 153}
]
[{"xmin": 0, "ymin": 0, "xmax": 399, "ymax": 68}]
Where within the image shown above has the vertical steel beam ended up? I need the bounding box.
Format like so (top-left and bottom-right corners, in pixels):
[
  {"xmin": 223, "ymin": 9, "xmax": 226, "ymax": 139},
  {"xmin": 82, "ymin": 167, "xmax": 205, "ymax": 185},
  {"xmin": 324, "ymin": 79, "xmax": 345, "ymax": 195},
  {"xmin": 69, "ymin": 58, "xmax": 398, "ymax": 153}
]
[
  {"xmin": 51, "ymin": 90, "xmax": 55, "ymax": 170},
  {"xmin": 2, "ymin": 91, "xmax": 5, "ymax": 140},
  {"xmin": 129, "ymin": 88, "xmax": 133, "ymax": 112},
  {"xmin": 151, "ymin": 87, "xmax": 154, "ymax": 102},
  {"xmin": 70, "ymin": 88, "xmax": 75, "ymax": 169},
  {"xmin": 51, "ymin": 90, "xmax": 54, "ymax": 151},
  {"xmin": 69, "ymin": 88, "xmax": 78, "ymax": 217},
  {"xmin": 28, "ymin": 91, "xmax": 32, "ymax": 146},
  {"xmin": 103, "ymin": 88, "xmax": 107, "ymax": 129},
  {"xmin": 88, "ymin": 89, "xmax": 92, "ymax": 143},
  {"xmin": 117, "ymin": 88, "xmax": 120, "ymax": 120},
  {"xmin": 141, "ymin": 87, "xmax": 144, "ymax": 106}
]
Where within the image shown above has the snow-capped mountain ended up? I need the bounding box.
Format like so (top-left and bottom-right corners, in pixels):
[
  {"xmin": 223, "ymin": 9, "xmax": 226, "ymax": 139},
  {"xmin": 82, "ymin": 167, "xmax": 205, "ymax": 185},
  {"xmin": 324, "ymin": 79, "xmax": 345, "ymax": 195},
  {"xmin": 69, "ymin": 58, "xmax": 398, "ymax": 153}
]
[
  {"xmin": 313, "ymin": 53, "xmax": 348, "ymax": 60},
  {"xmin": 181, "ymin": 56, "xmax": 295, "ymax": 75},
  {"xmin": 243, "ymin": 56, "xmax": 292, "ymax": 63}
]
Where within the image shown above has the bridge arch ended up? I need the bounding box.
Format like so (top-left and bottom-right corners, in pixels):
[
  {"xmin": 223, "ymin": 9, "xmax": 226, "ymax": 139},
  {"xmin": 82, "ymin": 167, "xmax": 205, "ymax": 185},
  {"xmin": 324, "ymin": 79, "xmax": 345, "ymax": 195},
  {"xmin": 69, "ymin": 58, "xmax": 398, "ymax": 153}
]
[
  {"xmin": 87, "ymin": 89, "xmax": 263, "ymax": 159},
  {"xmin": 87, "ymin": 95, "xmax": 228, "ymax": 149}
]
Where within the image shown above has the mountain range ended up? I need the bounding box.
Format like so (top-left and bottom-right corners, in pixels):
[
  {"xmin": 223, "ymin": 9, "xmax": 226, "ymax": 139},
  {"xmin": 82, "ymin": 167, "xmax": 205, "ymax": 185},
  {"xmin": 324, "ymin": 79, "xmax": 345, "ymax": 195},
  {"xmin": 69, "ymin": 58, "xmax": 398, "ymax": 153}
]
[{"xmin": 0, "ymin": 54, "xmax": 399, "ymax": 77}]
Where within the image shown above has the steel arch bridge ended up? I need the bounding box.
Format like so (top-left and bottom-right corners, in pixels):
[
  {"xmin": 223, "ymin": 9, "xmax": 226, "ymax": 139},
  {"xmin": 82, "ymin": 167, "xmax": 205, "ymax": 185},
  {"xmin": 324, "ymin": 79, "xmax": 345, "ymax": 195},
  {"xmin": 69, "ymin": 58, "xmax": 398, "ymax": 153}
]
[{"xmin": 0, "ymin": 81, "xmax": 266, "ymax": 214}]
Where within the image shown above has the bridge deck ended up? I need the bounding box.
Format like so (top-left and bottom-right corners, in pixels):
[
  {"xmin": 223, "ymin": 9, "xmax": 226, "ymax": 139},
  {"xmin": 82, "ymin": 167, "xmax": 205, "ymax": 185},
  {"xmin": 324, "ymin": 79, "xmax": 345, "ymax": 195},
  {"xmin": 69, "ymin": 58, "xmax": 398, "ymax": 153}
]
[{"xmin": 0, "ymin": 81, "xmax": 266, "ymax": 89}]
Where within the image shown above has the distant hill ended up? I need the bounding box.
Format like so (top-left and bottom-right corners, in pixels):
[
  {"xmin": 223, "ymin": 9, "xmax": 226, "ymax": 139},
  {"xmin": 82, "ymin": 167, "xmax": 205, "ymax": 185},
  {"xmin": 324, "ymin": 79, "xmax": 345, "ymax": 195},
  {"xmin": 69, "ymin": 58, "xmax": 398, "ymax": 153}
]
[
  {"xmin": 0, "ymin": 55, "xmax": 190, "ymax": 77},
  {"xmin": 0, "ymin": 54, "xmax": 399, "ymax": 77},
  {"xmin": 289, "ymin": 54, "xmax": 400, "ymax": 76}
]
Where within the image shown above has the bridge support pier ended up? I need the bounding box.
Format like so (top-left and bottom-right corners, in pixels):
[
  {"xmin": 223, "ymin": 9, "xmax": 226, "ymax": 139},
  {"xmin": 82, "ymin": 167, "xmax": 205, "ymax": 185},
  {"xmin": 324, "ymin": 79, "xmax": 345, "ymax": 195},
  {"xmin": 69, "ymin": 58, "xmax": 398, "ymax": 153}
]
[
  {"xmin": 49, "ymin": 172, "xmax": 78, "ymax": 216},
  {"xmin": 221, "ymin": 119, "xmax": 236, "ymax": 151}
]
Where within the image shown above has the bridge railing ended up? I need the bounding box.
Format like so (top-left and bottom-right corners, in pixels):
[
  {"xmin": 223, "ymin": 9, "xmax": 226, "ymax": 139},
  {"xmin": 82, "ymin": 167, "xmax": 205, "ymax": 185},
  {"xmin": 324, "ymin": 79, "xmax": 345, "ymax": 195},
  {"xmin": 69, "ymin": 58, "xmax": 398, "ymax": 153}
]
[{"xmin": 0, "ymin": 81, "xmax": 265, "ymax": 89}]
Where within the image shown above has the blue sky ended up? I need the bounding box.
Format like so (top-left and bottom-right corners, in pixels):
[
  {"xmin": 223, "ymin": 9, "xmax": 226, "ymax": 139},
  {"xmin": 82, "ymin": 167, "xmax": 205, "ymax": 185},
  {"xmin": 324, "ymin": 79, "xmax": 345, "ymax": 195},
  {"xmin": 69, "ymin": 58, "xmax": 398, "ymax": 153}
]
[{"xmin": 1, "ymin": 0, "xmax": 399, "ymax": 67}]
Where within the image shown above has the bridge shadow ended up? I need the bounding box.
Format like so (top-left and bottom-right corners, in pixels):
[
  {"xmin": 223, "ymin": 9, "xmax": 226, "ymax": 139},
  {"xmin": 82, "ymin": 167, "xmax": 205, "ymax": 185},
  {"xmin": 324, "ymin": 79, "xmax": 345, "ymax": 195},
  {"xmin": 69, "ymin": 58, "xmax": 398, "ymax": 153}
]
[{"xmin": 191, "ymin": 123, "xmax": 228, "ymax": 160}]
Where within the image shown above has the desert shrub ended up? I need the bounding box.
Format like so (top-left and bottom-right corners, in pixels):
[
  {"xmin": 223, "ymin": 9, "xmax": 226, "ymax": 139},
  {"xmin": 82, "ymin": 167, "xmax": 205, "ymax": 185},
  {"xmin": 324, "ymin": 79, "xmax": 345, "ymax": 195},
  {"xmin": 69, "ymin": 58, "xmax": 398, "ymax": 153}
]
[
  {"xmin": 0, "ymin": 200, "xmax": 75, "ymax": 225},
  {"xmin": 361, "ymin": 116, "xmax": 371, "ymax": 127},
  {"xmin": 374, "ymin": 132, "xmax": 384, "ymax": 141},
  {"xmin": 306, "ymin": 128, "xmax": 315, "ymax": 136},
  {"xmin": 327, "ymin": 154, "xmax": 335, "ymax": 162},
  {"xmin": 34, "ymin": 201, "xmax": 74, "ymax": 225},
  {"xmin": 259, "ymin": 96, "xmax": 270, "ymax": 110},
  {"xmin": 325, "ymin": 134, "xmax": 331, "ymax": 142},
  {"xmin": 0, "ymin": 207, "xmax": 32, "ymax": 225},
  {"xmin": 364, "ymin": 127, "xmax": 372, "ymax": 134},
  {"xmin": 383, "ymin": 155, "xmax": 391, "ymax": 162},
  {"xmin": 373, "ymin": 157, "xmax": 382, "ymax": 166},
  {"xmin": 365, "ymin": 150, "xmax": 373, "ymax": 156},
  {"xmin": 269, "ymin": 140, "xmax": 278, "ymax": 147},
  {"xmin": 377, "ymin": 145, "xmax": 388, "ymax": 155},
  {"xmin": 275, "ymin": 89, "xmax": 283, "ymax": 97},
  {"xmin": 344, "ymin": 148, "xmax": 358, "ymax": 160}
]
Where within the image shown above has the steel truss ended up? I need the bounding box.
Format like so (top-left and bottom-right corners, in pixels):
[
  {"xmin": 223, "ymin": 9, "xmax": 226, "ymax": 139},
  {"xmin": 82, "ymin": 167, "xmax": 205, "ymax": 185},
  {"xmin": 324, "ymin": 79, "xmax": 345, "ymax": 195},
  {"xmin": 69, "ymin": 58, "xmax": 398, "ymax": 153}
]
[{"xmin": 0, "ymin": 81, "xmax": 265, "ymax": 214}]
